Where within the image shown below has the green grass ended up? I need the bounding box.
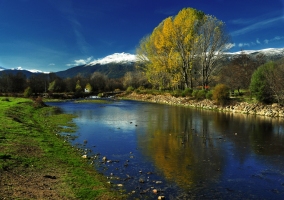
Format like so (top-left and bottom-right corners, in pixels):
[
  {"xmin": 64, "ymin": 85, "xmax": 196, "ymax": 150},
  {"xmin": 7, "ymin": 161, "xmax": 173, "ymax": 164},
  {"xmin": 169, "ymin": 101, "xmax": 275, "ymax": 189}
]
[{"xmin": 0, "ymin": 97, "xmax": 126, "ymax": 199}]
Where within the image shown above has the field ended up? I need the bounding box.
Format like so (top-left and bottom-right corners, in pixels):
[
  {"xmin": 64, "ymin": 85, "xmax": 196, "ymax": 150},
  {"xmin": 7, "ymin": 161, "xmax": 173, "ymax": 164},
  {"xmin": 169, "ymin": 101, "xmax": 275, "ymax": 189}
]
[{"xmin": 0, "ymin": 97, "xmax": 125, "ymax": 199}]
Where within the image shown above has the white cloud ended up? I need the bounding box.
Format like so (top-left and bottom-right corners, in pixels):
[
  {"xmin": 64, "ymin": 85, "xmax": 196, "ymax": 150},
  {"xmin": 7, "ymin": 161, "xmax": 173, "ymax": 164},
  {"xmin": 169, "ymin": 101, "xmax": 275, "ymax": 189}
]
[
  {"xmin": 224, "ymin": 43, "xmax": 235, "ymax": 50},
  {"xmin": 238, "ymin": 43, "xmax": 250, "ymax": 47},
  {"xmin": 256, "ymin": 39, "xmax": 261, "ymax": 44},
  {"xmin": 49, "ymin": 63, "xmax": 55, "ymax": 66},
  {"xmin": 67, "ymin": 56, "xmax": 93, "ymax": 66},
  {"xmin": 231, "ymin": 16, "xmax": 283, "ymax": 36},
  {"xmin": 263, "ymin": 36, "xmax": 284, "ymax": 44}
]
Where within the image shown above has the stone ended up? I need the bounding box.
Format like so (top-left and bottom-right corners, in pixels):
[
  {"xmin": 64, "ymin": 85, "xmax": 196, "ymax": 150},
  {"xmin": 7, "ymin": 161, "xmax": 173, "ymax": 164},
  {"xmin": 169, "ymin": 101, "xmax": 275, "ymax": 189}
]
[{"xmin": 152, "ymin": 189, "xmax": 158, "ymax": 193}]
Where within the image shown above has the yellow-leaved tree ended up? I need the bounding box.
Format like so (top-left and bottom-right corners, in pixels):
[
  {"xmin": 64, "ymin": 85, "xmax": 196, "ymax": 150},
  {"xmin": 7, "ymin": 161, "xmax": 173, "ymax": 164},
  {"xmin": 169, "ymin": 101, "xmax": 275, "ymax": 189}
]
[
  {"xmin": 136, "ymin": 8, "xmax": 204, "ymax": 89},
  {"xmin": 136, "ymin": 7, "xmax": 230, "ymax": 90}
]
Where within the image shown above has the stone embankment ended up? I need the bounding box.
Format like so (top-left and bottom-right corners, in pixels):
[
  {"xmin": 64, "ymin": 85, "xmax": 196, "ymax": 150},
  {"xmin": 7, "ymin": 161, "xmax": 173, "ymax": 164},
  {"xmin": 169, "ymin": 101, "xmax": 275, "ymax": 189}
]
[{"xmin": 125, "ymin": 93, "xmax": 284, "ymax": 118}]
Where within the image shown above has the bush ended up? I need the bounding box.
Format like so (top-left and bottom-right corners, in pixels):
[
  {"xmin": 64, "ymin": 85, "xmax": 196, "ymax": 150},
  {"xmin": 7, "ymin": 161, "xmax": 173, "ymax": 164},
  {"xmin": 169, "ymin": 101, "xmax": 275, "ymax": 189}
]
[
  {"xmin": 212, "ymin": 84, "xmax": 230, "ymax": 105},
  {"xmin": 192, "ymin": 90, "xmax": 206, "ymax": 100},
  {"xmin": 33, "ymin": 96, "xmax": 47, "ymax": 108},
  {"xmin": 182, "ymin": 88, "xmax": 193, "ymax": 97},
  {"xmin": 206, "ymin": 90, "xmax": 213, "ymax": 100},
  {"xmin": 24, "ymin": 87, "xmax": 32, "ymax": 98},
  {"xmin": 171, "ymin": 90, "xmax": 183, "ymax": 97},
  {"xmin": 126, "ymin": 86, "xmax": 134, "ymax": 93},
  {"xmin": 249, "ymin": 62, "xmax": 274, "ymax": 103}
]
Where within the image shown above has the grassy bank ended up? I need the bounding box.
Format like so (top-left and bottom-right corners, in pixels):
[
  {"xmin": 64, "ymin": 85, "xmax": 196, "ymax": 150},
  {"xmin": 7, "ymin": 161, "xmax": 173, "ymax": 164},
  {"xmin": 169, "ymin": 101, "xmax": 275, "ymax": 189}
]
[{"xmin": 0, "ymin": 97, "xmax": 125, "ymax": 199}]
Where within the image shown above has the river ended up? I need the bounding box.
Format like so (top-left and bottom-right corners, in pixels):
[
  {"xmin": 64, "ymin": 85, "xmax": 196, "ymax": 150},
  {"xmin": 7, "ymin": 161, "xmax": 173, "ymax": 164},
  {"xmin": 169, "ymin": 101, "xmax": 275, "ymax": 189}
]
[{"xmin": 47, "ymin": 100, "xmax": 284, "ymax": 199}]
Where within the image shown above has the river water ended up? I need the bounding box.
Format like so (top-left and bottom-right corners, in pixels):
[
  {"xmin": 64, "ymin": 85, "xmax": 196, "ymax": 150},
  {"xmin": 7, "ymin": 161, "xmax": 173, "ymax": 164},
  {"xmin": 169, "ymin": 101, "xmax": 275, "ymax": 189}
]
[{"xmin": 47, "ymin": 100, "xmax": 284, "ymax": 199}]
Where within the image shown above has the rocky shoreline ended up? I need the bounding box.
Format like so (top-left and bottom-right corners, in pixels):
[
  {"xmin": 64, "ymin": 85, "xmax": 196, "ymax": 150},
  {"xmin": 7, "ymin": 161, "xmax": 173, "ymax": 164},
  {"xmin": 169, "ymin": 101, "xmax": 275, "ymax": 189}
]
[{"xmin": 124, "ymin": 93, "xmax": 284, "ymax": 118}]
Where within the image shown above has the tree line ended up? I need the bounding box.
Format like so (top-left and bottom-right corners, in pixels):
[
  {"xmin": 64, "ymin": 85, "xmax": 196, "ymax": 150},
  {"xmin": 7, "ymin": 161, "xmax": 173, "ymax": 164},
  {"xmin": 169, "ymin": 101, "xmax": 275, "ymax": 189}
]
[{"xmin": 0, "ymin": 72, "xmax": 125, "ymax": 97}]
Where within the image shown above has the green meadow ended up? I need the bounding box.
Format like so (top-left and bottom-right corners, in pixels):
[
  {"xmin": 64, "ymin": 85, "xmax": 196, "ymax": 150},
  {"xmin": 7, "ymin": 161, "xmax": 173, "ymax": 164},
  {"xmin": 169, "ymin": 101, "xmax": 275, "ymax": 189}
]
[{"xmin": 0, "ymin": 97, "xmax": 125, "ymax": 199}]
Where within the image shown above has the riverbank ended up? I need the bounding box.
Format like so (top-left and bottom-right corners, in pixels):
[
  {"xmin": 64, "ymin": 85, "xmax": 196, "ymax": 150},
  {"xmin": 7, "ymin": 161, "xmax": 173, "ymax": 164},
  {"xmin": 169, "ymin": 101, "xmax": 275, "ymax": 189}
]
[
  {"xmin": 123, "ymin": 92, "xmax": 284, "ymax": 118},
  {"xmin": 0, "ymin": 97, "xmax": 125, "ymax": 199}
]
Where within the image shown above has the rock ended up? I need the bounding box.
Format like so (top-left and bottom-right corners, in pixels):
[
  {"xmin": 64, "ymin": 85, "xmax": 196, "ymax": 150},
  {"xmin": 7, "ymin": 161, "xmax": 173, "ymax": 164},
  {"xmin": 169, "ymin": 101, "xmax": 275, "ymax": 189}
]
[
  {"xmin": 102, "ymin": 156, "xmax": 107, "ymax": 161},
  {"xmin": 82, "ymin": 155, "xmax": 87, "ymax": 159},
  {"xmin": 158, "ymin": 196, "xmax": 165, "ymax": 199},
  {"xmin": 153, "ymin": 189, "xmax": 158, "ymax": 193},
  {"xmin": 156, "ymin": 181, "xmax": 163, "ymax": 184},
  {"xmin": 117, "ymin": 184, "xmax": 123, "ymax": 187},
  {"xmin": 139, "ymin": 178, "xmax": 145, "ymax": 183}
]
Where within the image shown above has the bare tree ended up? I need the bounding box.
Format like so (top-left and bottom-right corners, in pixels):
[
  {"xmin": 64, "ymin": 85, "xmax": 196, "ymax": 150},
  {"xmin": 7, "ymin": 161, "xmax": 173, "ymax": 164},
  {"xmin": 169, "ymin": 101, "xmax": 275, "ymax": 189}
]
[
  {"xmin": 195, "ymin": 15, "xmax": 231, "ymax": 89},
  {"xmin": 90, "ymin": 72, "xmax": 108, "ymax": 92}
]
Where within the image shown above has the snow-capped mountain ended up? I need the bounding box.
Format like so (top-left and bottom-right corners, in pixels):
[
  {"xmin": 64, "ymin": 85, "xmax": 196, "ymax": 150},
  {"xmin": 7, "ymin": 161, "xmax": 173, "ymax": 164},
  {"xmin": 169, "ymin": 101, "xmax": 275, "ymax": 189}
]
[
  {"xmin": 0, "ymin": 66, "xmax": 6, "ymax": 71},
  {"xmin": 10, "ymin": 66, "xmax": 48, "ymax": 74},
  {"xmin": 226, "ymin": 48, "xmax": 284, "ymax": 60},
  {"xmin": 87, "ymin": 52, "xmax": 136, "ymax": 66}
]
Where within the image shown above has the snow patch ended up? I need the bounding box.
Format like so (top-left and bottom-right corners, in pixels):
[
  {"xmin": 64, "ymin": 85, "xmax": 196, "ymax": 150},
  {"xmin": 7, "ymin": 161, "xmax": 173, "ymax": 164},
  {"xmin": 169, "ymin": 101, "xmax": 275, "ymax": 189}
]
[
  {"xmin": 87, "ymin": 52, "xmax": 136, "ymax": 66},
  {"xmin": 10, "ymin": 66, "xmax": 49, "ymax": 74}
]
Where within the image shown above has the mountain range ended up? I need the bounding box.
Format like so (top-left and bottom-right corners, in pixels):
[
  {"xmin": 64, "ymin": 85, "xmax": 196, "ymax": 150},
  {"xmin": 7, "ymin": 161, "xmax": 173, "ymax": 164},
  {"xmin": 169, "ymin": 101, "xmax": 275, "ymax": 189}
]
[{"xmin": 0, "ymin": 48, "xmax": 283, "ymax": 79}]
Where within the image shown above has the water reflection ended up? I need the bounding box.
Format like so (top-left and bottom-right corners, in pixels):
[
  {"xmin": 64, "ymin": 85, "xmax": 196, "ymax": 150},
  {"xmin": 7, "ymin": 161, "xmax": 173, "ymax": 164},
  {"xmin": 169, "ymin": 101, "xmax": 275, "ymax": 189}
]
[{"xmin": 47, "ymin": 100, "xmax": 284, "ymax": 199}]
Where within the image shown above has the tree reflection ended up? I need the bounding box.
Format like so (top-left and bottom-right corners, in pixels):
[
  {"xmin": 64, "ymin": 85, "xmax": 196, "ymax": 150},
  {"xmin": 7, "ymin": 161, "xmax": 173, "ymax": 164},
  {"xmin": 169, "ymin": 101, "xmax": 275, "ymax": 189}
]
[
  {"xmin": 136, "ymin": 105, "xmax": 284, "ymax": 189},
  {"xmin": 136, "ymin": 106, "xmax": 225, "ymax": 189}
]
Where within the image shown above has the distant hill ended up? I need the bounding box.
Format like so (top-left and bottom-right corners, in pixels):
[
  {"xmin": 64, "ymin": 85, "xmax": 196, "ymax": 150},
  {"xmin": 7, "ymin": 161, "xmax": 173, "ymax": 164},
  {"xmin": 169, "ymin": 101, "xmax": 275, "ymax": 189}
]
[
  {"xmin": 0, "ymin": 69, "xmax": 34, "ymax": 78},
  {"xmin": 55, "ymin": 62, "xmax": 136, "ymax": 79}
]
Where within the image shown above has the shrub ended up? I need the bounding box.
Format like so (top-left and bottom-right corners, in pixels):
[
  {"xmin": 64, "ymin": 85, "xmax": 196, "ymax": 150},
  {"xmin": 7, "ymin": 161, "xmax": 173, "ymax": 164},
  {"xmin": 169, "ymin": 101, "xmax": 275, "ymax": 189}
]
[
  {"xmin": 24, "ymin": 87, "xmax": 32, "ymax": 98},
  {"xmin": 33, "ymin": 96, "xmax": 47, "ymax": 108},
  {"xmin": 212, "ymin": 84, "xmax": 230, "ymax": 105},
  {"xmin": 206, "ymin": 90, "xmax": 213, "ymax": 100},
  {"xmin": 126, "ymin": 86, "xmax": 134, "ymax": 93},
  {"xmin": 171, "ymin": 90, "xmax": 183, "ymax": 97},
  {"xmin": 192, "ymin": 90, "xmax": 198, "ymax": 98},
  {"xmin": 192, "ymin": 90, "xmax": 206, "ymax": 100},
  {"xmin": 182, "ymin": 88, "xmax": 193, "ymax": 97},
  {"xmin": 249, "ymin": 62, "xmax": 274, "ymax": 103},
  {"xmin": 197, "ymin": 90, "xmax": 206, "ymax": 100}
]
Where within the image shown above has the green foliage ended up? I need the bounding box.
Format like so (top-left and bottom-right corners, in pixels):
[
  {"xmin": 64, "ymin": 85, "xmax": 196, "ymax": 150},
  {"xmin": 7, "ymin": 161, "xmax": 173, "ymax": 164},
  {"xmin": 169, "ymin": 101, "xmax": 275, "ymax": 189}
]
[
  {"xmin": 126, "ymin": 86, "xmax": 134, "ymax": 94},
  {"xmin": 23, "ymin": 87, "xmax": 32, "ymax": 98},
  {"xmin": 249, "ymin": 62, "xmax": 275, "ymax": 103},
  {"xmin": 212, "ymin": 84, "xmax": 230, "ymax": 105},
  {"xmin": 192, "ymin": 90, "xmax": 206, "ymax": 100},
  {"xmin": 48, "ymin": 80, "xmax": 56, "ymax": 92},
  {"xmin": 206, "ymin": 90, "xmax": 213, "ymax": 100},
  {"xmin": 170, "ymin": 90, "xmax": 183, "ymax": 97},
  {"xmin": 182, "ymin": 88, "xmax": 193, "ymax": 97},
  {"xmin": 75, "ymin": 80, "xmax": 82, "ymax": 92}
]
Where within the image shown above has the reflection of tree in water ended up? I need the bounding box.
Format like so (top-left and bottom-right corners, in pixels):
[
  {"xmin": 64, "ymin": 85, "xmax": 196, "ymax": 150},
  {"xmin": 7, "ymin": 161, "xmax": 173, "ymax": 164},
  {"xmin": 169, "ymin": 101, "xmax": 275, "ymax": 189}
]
[
  {"xmin": 213, "ymin": 111, "xmax": 284, "ymax": 162},
  {"xmin": 136, "ymin": 106, "xmax": 225, "ymax": 190}
]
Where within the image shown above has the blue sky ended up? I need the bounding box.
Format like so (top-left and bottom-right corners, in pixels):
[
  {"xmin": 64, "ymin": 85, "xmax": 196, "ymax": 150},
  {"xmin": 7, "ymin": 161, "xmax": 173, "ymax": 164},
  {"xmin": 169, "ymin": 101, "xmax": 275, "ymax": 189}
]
[{"xmin": 0, "ymin": 0, "xmax": 283, "ymax": 72}]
